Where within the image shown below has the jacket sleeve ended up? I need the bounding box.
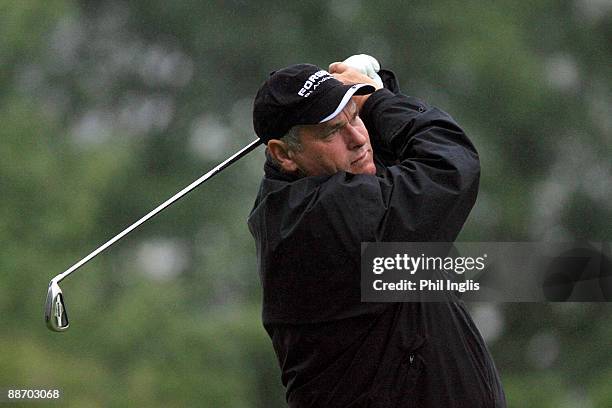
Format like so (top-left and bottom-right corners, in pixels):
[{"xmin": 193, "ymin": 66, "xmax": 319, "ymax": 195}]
[{"xmin": 315, "ymin": 86, "xmax": 480, "ymax": 243}]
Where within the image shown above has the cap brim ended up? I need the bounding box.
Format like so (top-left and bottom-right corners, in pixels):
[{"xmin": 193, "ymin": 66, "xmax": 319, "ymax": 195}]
[{"xmin": 319, "ymin": 83, "xmax": 376, "ymax": 123}]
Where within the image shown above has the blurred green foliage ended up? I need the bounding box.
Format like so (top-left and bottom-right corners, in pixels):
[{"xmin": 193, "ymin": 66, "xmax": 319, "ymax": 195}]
[{"xmin": 1, "ymin": 1, "xmax": 611, "ymax": 407}]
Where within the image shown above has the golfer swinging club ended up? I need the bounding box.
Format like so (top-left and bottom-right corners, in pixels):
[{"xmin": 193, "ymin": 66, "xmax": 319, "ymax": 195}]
[{"xmin": 248, "ymin": 55, "xmax": 506, "ymax": 407}]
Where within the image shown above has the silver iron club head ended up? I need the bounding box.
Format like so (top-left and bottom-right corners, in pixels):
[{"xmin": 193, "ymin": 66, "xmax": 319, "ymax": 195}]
[{"xmin": 45, "ymin": 280, "xmax": 69, "ymax": 332}]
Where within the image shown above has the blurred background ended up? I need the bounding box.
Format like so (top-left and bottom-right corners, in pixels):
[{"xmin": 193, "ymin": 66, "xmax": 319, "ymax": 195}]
[{"xmin": 1, "ymin": 1, "xmax": 611, "ymax": 407}]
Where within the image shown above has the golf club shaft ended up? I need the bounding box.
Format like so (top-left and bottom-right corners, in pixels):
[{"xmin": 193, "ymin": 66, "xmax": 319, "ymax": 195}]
[{"xmin": 53, "ymin": 138, "xmax": 262, "ymax": 283}]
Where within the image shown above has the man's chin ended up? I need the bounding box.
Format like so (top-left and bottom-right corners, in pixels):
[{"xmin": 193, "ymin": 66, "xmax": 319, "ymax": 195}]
[
  {"xmin": 351, "ymin": 161, "xmax": 376, "ymax": 175},
  {"xmin": 363, "ymin": 164, "xmax": 377, "ymax": 175}
]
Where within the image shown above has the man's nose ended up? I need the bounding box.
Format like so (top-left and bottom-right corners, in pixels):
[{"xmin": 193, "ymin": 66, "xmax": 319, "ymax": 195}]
[{"xmin": 344, "ymin": 123, "xmax": 367, "ymax": 149}]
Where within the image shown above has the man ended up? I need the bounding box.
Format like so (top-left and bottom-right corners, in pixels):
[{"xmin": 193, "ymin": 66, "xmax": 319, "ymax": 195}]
[{"xmin": 248, "ymin": 58, "xmax": 506, "ymax": 407}]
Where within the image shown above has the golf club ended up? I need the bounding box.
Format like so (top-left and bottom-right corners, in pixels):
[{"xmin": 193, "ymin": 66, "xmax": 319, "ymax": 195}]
[{"xmin": 45, "ymin": 138, "xmax": 262, "ymax": 332}]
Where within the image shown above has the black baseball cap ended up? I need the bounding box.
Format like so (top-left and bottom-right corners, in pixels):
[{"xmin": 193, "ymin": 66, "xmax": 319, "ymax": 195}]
[{"xmin": 253, "ymin": 64, "xmax": 375, "ymax": 144}]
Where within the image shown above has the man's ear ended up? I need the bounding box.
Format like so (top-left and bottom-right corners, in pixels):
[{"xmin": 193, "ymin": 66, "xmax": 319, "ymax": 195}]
[{"xmin": 267, "ymin": 140, "xmax": 299, "ymax": 173}]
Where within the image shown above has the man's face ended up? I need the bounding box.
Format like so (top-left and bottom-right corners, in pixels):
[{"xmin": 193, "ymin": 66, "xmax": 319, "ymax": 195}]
[{"xmin": 289, "ymin": 100, "xmax": 376, "ymax": 176}]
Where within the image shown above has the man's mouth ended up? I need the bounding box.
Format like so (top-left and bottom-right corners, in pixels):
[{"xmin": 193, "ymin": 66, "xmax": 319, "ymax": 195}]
[{"xmin": 351, "ymin": 150, "xmax": 369, "ymax": 165}]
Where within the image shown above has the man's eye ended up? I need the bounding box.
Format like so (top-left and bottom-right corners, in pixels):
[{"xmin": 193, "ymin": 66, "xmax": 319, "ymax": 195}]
[
  {"xmin": 325, "ymin": 128, "xmax": 340, "ymax": 138},
  {"xmin": 319, "ymin": 130, "xmax": 334, "ymax": 140}
]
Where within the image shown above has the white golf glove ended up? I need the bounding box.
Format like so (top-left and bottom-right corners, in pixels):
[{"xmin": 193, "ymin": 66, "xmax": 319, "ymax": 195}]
[{"xmin": 342, "ymin": 54, "xmax": 384, "ymax": 89}]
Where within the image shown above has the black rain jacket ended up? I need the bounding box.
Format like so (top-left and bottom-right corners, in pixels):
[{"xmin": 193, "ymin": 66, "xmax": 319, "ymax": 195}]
[{"xmin": 248, "ymin": 71, "xmax": 506, "ymax": 408}]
